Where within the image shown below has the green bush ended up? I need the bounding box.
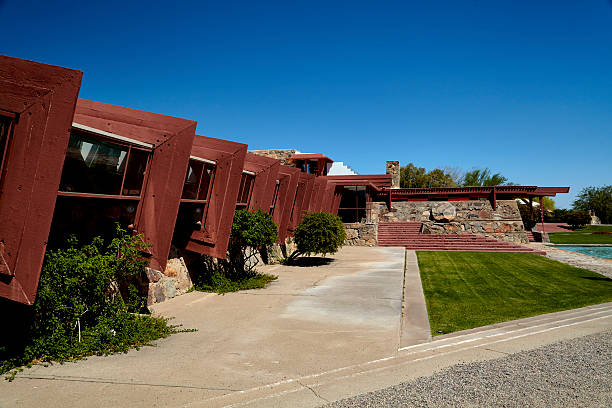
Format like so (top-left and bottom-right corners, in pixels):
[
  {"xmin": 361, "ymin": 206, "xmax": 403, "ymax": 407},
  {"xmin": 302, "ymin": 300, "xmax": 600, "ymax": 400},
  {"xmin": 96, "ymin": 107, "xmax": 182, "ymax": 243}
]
[
  {"xmin": 565, "ymin": 210, "xmax": 592, "ymax": 229},
  {"xmin": 191, "ymin": 209, "xmax": 279, "ymax": 293},
  {"xmin": 1, "ymin": 227, "xmax": 179, "ymax": 378},
  {"xmin": 286, "ymin": 212, "xmax": 346, "ymax": 263}
]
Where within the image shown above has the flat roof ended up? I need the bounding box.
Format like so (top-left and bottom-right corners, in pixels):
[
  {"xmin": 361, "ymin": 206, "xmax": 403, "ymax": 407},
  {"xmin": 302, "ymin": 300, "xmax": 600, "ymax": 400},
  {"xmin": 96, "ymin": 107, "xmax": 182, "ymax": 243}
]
[{"xmin": 290, "ymin": 153, "xmax": 333, "ymax": 162}]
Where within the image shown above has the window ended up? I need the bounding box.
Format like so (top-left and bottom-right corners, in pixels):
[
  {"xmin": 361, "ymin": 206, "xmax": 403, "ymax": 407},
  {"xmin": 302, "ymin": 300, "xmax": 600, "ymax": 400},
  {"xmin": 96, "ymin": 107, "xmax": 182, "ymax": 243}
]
[
  {"xmin": 338, "ymin": 185, "xmax": 367, "ymax": 223},
  {"xmin": 59, "ymin": 132, "xmax": 150, "ymax": 197},
  {"xmin": 236, "ymin": 172, "xmax": 255, "ymax": 209},
  {"xmin": 269, "ymin": 180, "xmax": 280, "ymax": 215},
  {"xmin": 49, "ymin": 131, "xmax": 151, "ymax": 246},
  {"xmin": 290, "ymin": 184, "xmax": 302, "ymax": 222},
  {"xmin": 0, "ymin": 116, "xmax": 13, "ymax": 194},
  {"xmin": 172, "ymin": 159, "xmax": 217, "ymax": 248}
]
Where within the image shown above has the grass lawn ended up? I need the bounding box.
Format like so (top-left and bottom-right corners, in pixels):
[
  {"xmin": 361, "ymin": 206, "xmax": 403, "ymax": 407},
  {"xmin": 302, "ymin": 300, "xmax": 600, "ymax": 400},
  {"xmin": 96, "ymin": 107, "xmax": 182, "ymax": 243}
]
[
  {"xmin": 549, "ymin": 225, "xmax": 612, "ymax": 244},
  {"xmin": 416, "ymin": 251, "xmax": 612, "ymax": 336}
]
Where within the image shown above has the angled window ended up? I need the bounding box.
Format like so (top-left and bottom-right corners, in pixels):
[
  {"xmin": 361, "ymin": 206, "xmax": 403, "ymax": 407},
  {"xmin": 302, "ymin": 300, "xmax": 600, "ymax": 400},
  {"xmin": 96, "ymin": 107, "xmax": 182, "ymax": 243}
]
[
  {"xmin": 50, "ymin": 131, "xmax": 152, "ymax": 247},
  {"xmin": 269, "ymin": 180, "xmax": 280, "ymax": 215},
  {"xmin": 173, "ymin": 158, "xmax": 217, "ymax": 248},
  {"xmin": 236, "ymin": 172, "xmax": 255, "ymax": 210}
]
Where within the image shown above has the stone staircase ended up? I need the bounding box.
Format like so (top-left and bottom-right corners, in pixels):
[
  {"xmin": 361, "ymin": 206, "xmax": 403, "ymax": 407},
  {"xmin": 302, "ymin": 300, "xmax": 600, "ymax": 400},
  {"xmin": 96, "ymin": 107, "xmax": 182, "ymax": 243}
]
[
  {"xmin": 377, "ymin": 222, "xmax": 546, "ymax": 255},
  {"xmin": 526, "ymin": 231, "xmax": 536, "ymax": 242}
]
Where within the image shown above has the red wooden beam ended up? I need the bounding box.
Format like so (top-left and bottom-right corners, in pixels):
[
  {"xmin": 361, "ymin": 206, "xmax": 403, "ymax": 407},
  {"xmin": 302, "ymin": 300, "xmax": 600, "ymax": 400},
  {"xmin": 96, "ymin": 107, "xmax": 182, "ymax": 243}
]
[
  {"xmin": 243, "ymin": 153, "xmax": 281, "ymax": 211},
  {"xmin": 274, "ymin": 166, "xmax": 300, "ymax": 242},
  {"xmin": 185, "ymin": 135, "xmax": 247, "ymax": 259},
  {"xmin": 73, "ymin": 99, "xmax": 197, "ymax": 273},
  {"xmin": 0, "ymin": 55, "xmax": 82, "ymax": 305}
]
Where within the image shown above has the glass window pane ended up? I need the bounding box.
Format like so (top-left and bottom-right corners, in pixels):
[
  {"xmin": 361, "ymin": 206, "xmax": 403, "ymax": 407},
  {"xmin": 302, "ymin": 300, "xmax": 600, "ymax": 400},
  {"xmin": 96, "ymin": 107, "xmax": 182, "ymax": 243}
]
[
  {"xmin": 197, "ymin": 164, "xmax": 215, "ymax": 201},
  {"xmin": 48, "ymin": 196, "xmax": 139, "ymax": 249},
  {"xmin": 122, "ymin": 148, "xmax": 149, "ymax": 196},
  {"xmin": 356, "ymin": 186, "xmax": 367, "ymax": 208},
  {"xmin": 339, "ymin": 186, "xmax": 357, "ymax": 208},
  {"xmin": 237, "ymin": 173, "xmax": 254, "ymax": 205},
  {"xmin": 182, "ymin": 160, "xmax": 203, "ymax": 199},
  {"xmin": 60, "ymin": 132, "xmax": 128, "ymax": 195},
  {"xmin": 338, "ymin": 209, "xmax": 357, "ymax": 223}
]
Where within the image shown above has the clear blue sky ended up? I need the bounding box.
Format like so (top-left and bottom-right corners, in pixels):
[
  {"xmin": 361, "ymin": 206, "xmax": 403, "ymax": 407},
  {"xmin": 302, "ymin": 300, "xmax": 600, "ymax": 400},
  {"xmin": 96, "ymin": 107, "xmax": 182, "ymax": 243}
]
[{"xmin": 2, "ymin": 0, "xmax": 611, "ymax": 208}]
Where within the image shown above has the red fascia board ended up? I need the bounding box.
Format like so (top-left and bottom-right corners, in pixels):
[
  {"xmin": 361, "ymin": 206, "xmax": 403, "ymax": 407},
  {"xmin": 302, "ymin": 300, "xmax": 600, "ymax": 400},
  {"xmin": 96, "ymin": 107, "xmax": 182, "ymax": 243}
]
[
  {"xmin": 327, "ymin": 174, "xmax": 392, "ymax": 188},
  {"xmin": 275, "ymin": 166, "xmax": 300, "ymax": 242},
  {"xmin": 243, "ymin": 153, "xmax": 281, "ymax": 211},
  {"xmin": 0, "ymin": 55, "xmax": 82, "ymax": 305},
  {"xmin": 73, "ymin": 99, "xmax": 196, "ymax": 273},
  {"xmin": 291, "ymin": 153, "xmax": 333, "ymax": 162},
  {"xmin": 186, "ymin": 135, "xmax": 247, "ymax": 259},
  {"xmin": 74, "ymin": 99, "xmax": 197, "ymax": 148},
  {"xmin": 289, "ymin": 172, "xmax": 315, "ymax": 230}
]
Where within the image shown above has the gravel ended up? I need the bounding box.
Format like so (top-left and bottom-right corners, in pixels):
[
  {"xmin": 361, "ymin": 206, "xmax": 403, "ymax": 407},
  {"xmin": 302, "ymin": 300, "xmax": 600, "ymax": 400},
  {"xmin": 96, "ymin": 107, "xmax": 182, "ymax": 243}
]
[{"xmin": 325, "ymin": 331, "xmax": 612, "ymax": 408}]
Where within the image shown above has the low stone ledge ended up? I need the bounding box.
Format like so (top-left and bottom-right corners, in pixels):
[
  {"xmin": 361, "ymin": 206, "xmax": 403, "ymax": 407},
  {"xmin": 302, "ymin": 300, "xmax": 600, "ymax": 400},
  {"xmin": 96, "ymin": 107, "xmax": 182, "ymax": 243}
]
[{"xmin": 344, "ymin": 223, "xmax": 377, "ymax": 246}]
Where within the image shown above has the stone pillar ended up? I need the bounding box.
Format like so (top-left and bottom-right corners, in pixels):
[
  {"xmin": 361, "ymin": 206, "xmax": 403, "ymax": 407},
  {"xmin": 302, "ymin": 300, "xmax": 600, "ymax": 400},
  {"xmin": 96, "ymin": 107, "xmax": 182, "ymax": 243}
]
[{"xmin": 386, "ymin": 161, "xmax": 400, "ymax": 189}]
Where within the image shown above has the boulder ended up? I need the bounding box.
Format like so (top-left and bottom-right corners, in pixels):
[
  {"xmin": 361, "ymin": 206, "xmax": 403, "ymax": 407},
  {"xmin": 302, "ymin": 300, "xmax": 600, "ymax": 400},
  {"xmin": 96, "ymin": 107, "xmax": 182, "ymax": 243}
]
[{"xmin": 432, "ymin": 203, "xmax": 457, "ymax": 222}]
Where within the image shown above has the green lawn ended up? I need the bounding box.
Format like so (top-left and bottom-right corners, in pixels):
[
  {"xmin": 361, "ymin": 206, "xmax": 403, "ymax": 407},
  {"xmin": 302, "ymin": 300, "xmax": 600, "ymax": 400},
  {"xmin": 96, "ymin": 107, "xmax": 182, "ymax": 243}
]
[
  {"xmin": 549, "ymin": 225, "xmax": 612, "ymax": 244},
  {"xmin": 416, "ymin": 251, "xmax": 612, "ymax": 335}
]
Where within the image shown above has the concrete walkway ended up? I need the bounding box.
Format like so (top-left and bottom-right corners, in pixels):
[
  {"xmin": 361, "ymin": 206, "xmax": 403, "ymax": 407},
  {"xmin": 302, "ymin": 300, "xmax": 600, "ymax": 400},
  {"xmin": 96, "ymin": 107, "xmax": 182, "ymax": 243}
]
[{"xmin": 0, "ymin": 246, "xmax": 422, "ymax": 408}]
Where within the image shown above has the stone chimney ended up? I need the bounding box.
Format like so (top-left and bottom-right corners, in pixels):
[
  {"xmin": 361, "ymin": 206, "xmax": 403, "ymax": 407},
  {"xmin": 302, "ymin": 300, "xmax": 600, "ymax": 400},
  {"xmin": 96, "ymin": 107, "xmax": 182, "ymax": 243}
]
[{"xmin": 386, "ymin": 161, "xmax": 400, "ymax": 189}]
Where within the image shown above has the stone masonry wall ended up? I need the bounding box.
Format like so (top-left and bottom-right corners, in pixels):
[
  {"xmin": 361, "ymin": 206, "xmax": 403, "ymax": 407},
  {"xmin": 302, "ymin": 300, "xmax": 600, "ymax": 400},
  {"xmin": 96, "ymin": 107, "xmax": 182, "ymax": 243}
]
[
  {"xmin": 344, "ymin": 223, "xmax": 377, "ymax": 246},
  {"xmin": 147, "ymin": 257, "xmax": 193, "ymax": 305},
  {"xmin": 370, "ymin": 200, "xmax": 529, "ymax": 244},
  {"xmin": 249, "ymin": 149, "xmax": 298, "ymax": 165},
  {"xmin": 386, "ymin": 161, "xmax": 400, "ymax": 189}
]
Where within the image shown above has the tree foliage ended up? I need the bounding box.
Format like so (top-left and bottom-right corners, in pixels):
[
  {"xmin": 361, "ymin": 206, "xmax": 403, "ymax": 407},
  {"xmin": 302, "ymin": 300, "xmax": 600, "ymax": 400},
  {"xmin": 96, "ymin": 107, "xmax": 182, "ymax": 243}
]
[
  {"xmin": 227, "ymin": 209, "xmax": 278, "ymax": 276},
  {"xmin": 286, "ymin": 212, "xmax": 346, "ymax": 262},
  {"xmin": 400, "ymin": 163, "xmax": 457, "ymax": 188},
  {"xmin": 572, "ymin": 185, "xmax": 612, "ymax": 224},
  {"xmin": 462, "ymin": 168, "xmax": 508, "ymax": 186}
]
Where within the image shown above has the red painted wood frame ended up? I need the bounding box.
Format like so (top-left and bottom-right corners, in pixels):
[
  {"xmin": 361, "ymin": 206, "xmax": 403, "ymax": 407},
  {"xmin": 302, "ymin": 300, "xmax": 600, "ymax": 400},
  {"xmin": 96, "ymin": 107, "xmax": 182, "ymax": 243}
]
[
  {"xmin": 0, "ymin": 55, "xmax": 82, "ymax": 304},
  {"xmin": 307, "ymin": 176, "xmax": 332, "ymax": 213},
  {"xmin": 273, "ymin": 165, "xmax": 301, "ymax": 242},
  {"xmin": 289, "ymin": 172, "xmax": 316, "ymax": 230},
  {"xmin": 185, "ymin": 135, "xmax": 247, "ymax": 259},
  {"xmin": 72, "ymin": 99, "xmax": 196, "ymax": 272},
  {"xmin": 242, "ymin": 153, "xmax": 281, "ymax": 211}
]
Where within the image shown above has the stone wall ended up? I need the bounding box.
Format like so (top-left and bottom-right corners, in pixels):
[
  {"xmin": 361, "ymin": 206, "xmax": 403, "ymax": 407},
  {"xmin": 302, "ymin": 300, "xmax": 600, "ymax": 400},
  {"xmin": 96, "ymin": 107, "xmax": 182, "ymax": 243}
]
[
  {"xmin": 147, "ymin": 257, "xmax": 193, "ymax": 305},
  {"xmin": 370, "ymin": 200, "xmax": 529, "ymax": 244},
  {"xmin": 386, "ymin": 161, "xmax": 400, "ymax": 189},
  {"xmin": 249, "ymin": 149, "xmax": 298, "ymax": 165},
  {"xmin": 344, "ymin": 223, "xmax": 377, "ymax": 246}
]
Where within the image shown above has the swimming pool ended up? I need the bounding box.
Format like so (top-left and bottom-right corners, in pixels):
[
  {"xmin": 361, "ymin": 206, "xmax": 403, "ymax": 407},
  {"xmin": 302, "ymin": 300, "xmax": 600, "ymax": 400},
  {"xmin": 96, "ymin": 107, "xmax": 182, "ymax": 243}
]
[{"xmin": 558, "ymin": 245, "xmax": 612, "ymax": 260}]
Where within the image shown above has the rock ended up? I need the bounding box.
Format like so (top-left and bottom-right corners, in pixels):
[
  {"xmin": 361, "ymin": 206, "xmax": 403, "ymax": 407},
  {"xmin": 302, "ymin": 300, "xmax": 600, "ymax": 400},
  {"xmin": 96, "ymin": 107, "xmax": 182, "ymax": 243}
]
[
  {"xmin": 345, "ymin": 228, "xmax": 359, "ymax": 239},
  {"xmin": 164, "ymin": 280, "xmax": 176, "ymax": 299},
  {"xmin": 432, "ymin": 203, "xmax": 456, "ymax": 222},
  {"xmin": 153, "ymin": 285, "xmax": 165, "ymax": 303},
  {"xmin": 146, "ymin": 268, "xmax": 162, "ymax": 283}
]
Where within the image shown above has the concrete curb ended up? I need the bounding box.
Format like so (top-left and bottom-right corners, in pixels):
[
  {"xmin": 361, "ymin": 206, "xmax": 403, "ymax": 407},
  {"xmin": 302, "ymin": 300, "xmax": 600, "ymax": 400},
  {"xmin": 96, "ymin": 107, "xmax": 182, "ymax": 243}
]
[{"xmin": 399, "ymin": 250, "xmax": 432, "ymax": 348}]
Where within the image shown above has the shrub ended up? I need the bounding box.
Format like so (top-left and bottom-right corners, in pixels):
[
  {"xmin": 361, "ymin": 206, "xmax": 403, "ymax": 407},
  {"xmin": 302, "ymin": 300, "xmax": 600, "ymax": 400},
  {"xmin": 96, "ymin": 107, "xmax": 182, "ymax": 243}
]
[
  {"xmin": 286, "ymin": 212, "xmax": 346, "ymax": 263},
  {"xmin": 1, "ymin": 227, "xmax": 179, "ymax": 378},
  {"xmin": 573, "ymin": 185, "xmax": 612, "ymax": 224},
  {"xmin": 565, "ymin": 210, "xmax": 592, "ymax": 229}
]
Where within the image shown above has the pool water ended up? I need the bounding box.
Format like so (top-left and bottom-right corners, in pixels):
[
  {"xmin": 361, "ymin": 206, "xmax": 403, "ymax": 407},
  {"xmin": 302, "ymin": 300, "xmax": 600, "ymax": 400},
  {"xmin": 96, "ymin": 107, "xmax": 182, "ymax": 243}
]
[{"xmin": 560, "ymin": 246, "xmax": 612, "ymax": 260}]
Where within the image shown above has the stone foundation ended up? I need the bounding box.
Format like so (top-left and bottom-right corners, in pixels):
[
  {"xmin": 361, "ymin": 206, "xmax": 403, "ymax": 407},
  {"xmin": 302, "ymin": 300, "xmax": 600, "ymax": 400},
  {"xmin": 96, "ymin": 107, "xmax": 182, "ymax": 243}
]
[
  {"xmin": 147, "ymin": 257, "xmax": 193, "ymax": 305},
  {"xmin": 344, "ymin": 223, "xmax": 377, "ymax": 246},
  {"xmin": 370, "ymin": 200, "xmax": 529, "ymax": 244}
]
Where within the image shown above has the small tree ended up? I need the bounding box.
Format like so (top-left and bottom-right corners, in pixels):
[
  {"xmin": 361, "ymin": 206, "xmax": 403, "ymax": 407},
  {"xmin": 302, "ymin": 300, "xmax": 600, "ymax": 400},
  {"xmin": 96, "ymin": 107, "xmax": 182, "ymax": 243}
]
[
  {"xmin": 573, "ymin": 185, "xmax": 612, "ymax": 224},
  {"xmin": 225, "ymin": 209, "xmax": 278, "ymax": 277},
  {"xmin": 286, "ymin": 212, "xmax": 346, "ymax": 263},
  {"xmin": 565, "ymin": 210, "xmax": 592, "ymax": 229}
]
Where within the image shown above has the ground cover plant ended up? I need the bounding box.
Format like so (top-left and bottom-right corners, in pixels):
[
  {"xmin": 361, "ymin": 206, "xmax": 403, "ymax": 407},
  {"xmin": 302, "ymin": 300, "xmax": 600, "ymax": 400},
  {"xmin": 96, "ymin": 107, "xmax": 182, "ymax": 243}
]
[
  {"xmin": 417, "ymin": 251, "xmax": 612, "ymax": 335},
  {"xmin": 0, "ymin": 228, "xmax": 182, "ymax": 380},
  {"xmin": 549, "ymin": 225, "xmax": 612, "ymax": 244},
  {"xmin": 284, "ymin": 212, "xmax": 346, "ymax": 264},
  {"xmin": 192, "ymin": 209, "xmax": 278, "ymax": 294}
]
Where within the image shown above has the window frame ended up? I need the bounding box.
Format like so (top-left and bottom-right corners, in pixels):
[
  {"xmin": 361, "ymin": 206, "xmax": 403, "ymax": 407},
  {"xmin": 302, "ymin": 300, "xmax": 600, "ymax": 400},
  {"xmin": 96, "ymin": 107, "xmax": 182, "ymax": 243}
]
[
  {"xmin": 0, "ymin": 114, "xmax": 15, "ymax": 195},
  {"xmin": 338, "ymin": 185, "xmax": 368, "ymax": 223},
  {"xmin": 236, "ymin": 171, "xmax": 255, "ymax": 209},
  {"xmin": 269, "ymin": 179, "xmax": 280, "ymax": 215},
  {"xmin": 57, "ymin": 130, "xmax": 152, "ymax": 201}
]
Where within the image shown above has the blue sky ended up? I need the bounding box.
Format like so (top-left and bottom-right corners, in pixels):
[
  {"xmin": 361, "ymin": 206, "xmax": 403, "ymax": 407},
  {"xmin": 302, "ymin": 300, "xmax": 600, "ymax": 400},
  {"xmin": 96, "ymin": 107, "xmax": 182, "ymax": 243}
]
[{"xmin": 2, "ymin": 0, "xmax": 611, "ymax": 208}]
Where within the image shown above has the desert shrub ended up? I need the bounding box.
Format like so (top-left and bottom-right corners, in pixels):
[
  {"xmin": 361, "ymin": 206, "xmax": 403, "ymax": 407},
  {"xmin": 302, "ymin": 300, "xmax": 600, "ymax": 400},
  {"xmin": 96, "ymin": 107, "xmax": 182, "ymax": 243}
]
[
  {"xmin": 565, "ymin": 210, "xmax": 592, "ymax": 229},
  {"xmin": 286, "ymin": 212, "xmax": 346, "ymax": 263},
  {"xmin": 192, "ymin": 209, "xmax": 278, "ymax": 293},
  {"xmin": 1, "ymin": 227, "xmax": 179, "ymax": 379}
]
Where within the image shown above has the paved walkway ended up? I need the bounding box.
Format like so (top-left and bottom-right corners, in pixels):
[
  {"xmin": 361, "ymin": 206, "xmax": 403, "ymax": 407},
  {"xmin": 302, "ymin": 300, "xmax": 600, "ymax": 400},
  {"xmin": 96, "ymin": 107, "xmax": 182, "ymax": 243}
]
[
  {"xmin": 0, "ymin": 246, "xmax": 414, "ymax": 408},
  {"xmin": 529, "ymin": 242, "xmax": 612, "ymax": 278}
]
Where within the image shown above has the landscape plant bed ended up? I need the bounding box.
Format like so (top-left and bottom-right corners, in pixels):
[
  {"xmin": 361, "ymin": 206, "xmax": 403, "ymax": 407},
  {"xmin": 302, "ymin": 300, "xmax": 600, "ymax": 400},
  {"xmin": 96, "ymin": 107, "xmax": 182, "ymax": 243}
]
[{"xmin": 416, "ymin": 251, "xmax": 612, "ymax": 336}]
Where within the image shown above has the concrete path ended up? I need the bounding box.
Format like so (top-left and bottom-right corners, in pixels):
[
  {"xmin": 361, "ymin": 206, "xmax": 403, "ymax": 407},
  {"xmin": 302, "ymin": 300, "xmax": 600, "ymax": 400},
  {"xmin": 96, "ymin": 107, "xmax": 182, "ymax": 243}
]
[{"xmin": 0, "ymin": 246, "xmax": 411, "ymax": 408}]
